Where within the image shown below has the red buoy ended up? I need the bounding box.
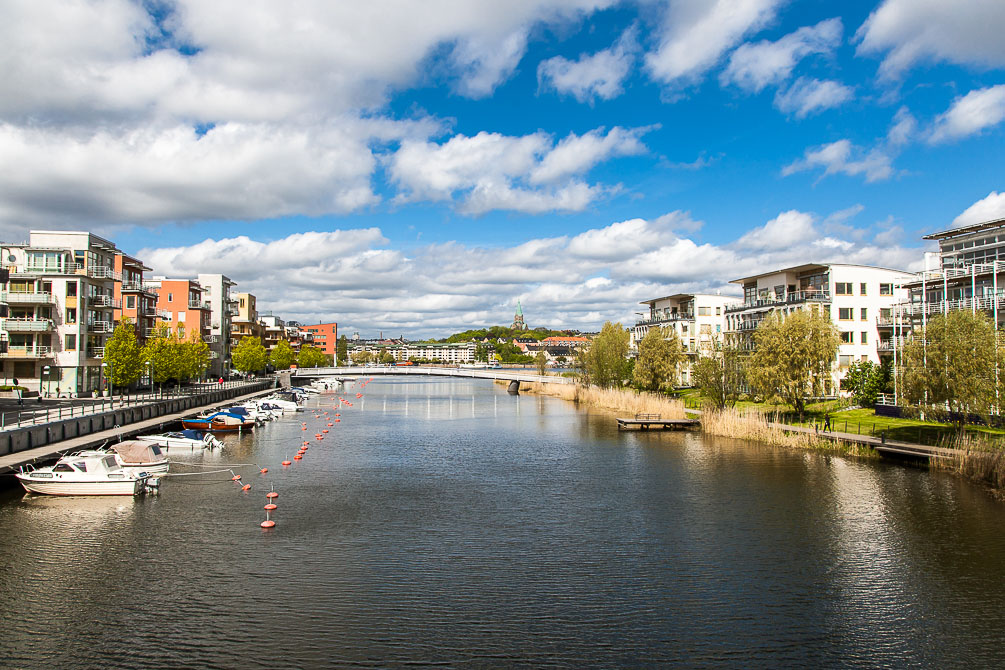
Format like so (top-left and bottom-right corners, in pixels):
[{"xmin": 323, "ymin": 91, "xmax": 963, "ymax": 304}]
[
  {"xmin": 282, "ymin": 460, "xmax": 292, "ymax": 466},
  {"xmin": 266, "ymin": 491, "xmax": 278, "ymax": 499},
  {"xmin": 232, "ymin": 475, "xmax": 242, "ymax": 481},
  {"xmin": 294, "ymin": 453, "xmax": 303, "ymax": 460},
  {"xmin": 322, "ymin": 429, "xmax": 329, "ymax": 434},
  {"xmin": 241, "ymin": 484, "xmax": 251, "ymax": 491},
  {"xmin": 260, "ymin": 519, "xmax": 276, "ymax": 529},
  {"xmin": 264, "ymin": 503, "xmax": 277, "ymax": 511},
  {"xmin": 260, "ymin": 468, "xmax": 268, "ymax": 474}
]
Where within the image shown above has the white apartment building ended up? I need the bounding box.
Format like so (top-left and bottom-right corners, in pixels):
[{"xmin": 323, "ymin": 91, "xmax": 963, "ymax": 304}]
[
  {"xmin": 350, "ymin": 342, "xmax": 476, "ymax": 363},
  {"xmin": 630, "ymin": 293, "xmax": 734, "ymax": 385},
  {"xmin": 198, "ymin": 273, "xmax": 237, "ymax": 377},
  {"xmin": 1, "ymin": 231, "xmax": 123, "ymax": 394},
  {"xmin": 725, "ymin": 263, "xmax": 912, "ymax": 390}
]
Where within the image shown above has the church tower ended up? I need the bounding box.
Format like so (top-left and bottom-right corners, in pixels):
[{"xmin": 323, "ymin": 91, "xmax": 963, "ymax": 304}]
[{"xmin": 511, "ymin": 300, "xmax": 528, "ymax": 331}]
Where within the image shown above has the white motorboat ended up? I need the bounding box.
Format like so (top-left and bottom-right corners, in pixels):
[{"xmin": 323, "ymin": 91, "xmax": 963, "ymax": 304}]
[
  {"xmin": 310, "ymin": 378, "xmax": 342, "ymax": 393},
  {"xmin": 74, "ymin": 441, "xmax": 170, "ymax": 476},
  {"xmin": 136, "ymin": 430, "xmax": 224, "ymax": 452},
  {"xmin": 243, "ymin": 400, "xmax": 284, "ymax": 420},
  {"xmin": 16, "ymin": 452, "xmax": 152, "ymax": 496},
  {"xmin": 260, "ymin": 392, "xmax": 302, "ymax": 413}
]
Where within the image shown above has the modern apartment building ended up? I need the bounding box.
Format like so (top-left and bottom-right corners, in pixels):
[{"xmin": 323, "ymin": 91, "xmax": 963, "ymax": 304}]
[
  {"xmin": 302, "ymin": 322, "xmax": 338, "ymax": 357},
  {"xmin": 350, "ymin": 341, "xmax": 476, "ymax": 363},
  {"xmin": 147, "ymin": 278, "xmax": 213, "ymax": 343},
  {"xmin": 725, "ymin": 263, "xmax": 912, "ymax": 389},
  {"xmin": 230, "ymin": 293, "xmax": 264, "ymax": 357},
  {"xmin": 198, "ymin": 273, "xmax": 237, "ymax": 377},
  {"xmin": 631, "ymin": 293, "xmax": 733, "ymax": 385},
  {"xmin": 259, "ymin": 314, "xmax": 285, "ymax": 353},
  {"xmin": 114, "ymin": 252, "xmax": 157, "ymax": 347},
  {"xmin": 0, "ymin": 231, "xmax": 123, "ymax": 394}
]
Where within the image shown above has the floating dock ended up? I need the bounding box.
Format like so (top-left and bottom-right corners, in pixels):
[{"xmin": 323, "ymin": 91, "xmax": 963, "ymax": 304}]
[{"xmin": 617, "ymin": 414, "xmax": 700, "ymax": 431}]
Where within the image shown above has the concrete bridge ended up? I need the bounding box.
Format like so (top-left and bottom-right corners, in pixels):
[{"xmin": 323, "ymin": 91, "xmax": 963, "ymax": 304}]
[{"xmin": 289, "ymin": 366, "xmax": 574, "ymax": 392}]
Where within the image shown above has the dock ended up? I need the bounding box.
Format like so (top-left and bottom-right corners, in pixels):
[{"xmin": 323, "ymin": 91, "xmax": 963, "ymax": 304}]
[{"xmin": 617, "ymin": 414, "xmax": 701, "ymax": 430}]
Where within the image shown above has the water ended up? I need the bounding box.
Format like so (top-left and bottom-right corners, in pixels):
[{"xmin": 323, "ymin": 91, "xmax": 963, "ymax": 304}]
[{"xmin": 1, "ymin": 378, "xmax": 1004, "ymax": 668}]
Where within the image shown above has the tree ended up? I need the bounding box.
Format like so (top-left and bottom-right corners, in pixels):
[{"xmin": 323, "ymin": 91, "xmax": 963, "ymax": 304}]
[
  {"xmin": 379, "ymin": 350, "xmax": 396, "ymax": 365},
  {"xmin": 746, "ymin": 310, "xmax": 840, "ymax": 420},
  {"xmin": 351, "ymin": 350, "xmax": 373, "ymax": 365},
  {"xmin": 336, "ymin": 335, "xmax": 348, "ymax": 365},
  {"xmin": 232, "ymin": 336, "xmax": 268, "ymax": 374},
  {"xmin": 475, "ymin": 343, "xmax": 490, "ymax": 362},
  {"xmin": 141, "ymin": 323, "xmax": 181, "ymax": 388},
  {"xmin": 298, "ymin": 345, "xmax": 328, "ymax": 368},
  {"xmin": 534, "ymin": 350, "xmax": 548, "ymax": 375},
  {"xmin": 104, "ymin": 318, "xmax": 144, "ymax": 389},
  {"xmin": 270, "ymin": 339, "xmax": 295, "ymax": 370},
  {"xmin": 900, "ymin": 310, "xmax": 998, "ymax": 427},
  {"xmin": 632, "ymin": 326, "xmax": 685, "ymax": 393},
  {"xmin": 178, "ymin": 330, "xmax": 210, "ymax": 381},
  {"xmin": 692, "ymin": 338, "xmax": 746, "ymax": 410},
  {"xmin": 842, "ymin": 359, "xmax": 890, "ymax": 407},
  {"xmin": 579, "ymin": 322, "xmax": 630, "ymax": 388}
]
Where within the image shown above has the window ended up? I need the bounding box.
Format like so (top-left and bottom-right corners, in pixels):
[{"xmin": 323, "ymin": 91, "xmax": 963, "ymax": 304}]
[
  {"xmin": 838, "ymin": 307, "xmax": 853, "ymax": 320},
  {"xmin": 700, "ymin": 324, "xmax": 712, "ymax": 335},
  {"xmin": 167, "ymin": 293, "xmax": 173, "ymax": 302},
  {"xmin": 840, "ymin": 331, "xmax": 853, "ymax": 344},
  {"xmin": 879, "ymin": 283, "xmax": 893, "ymax": 296},
  {"xmin": 860, "ymin": 282, "xmax": 867, "ymax": 295},
  {"xmin": 860, "ymin": 308, "xmax": 868, "ymax": 321},
  {"xmin": 698, "ymin": 306, "xmax": 710, "ymax": 316},
  {"xmin": 126, "ymin": 296, "xmax": 135, "ymax": 309},
  {"xmin": 835, "ymin": 282, "xmax": 853, "ymax": 295},
  {"xmin": 861, "ymin": 331, "xmax": 868, "ymax": 344},
  {"xmin": 839, "ymin": 355, "xmax": 852, "ymax": 367},
  {"xmin": 65, "ymin": 334, "xmax": 76, "ymax": 351},
  {"xmin": 66, "ymin": 282, "xmax": 77, "ymax": 297},
  {"xmin": 65, "ymin": 308, "xmax": 76, "ymax": 324}
]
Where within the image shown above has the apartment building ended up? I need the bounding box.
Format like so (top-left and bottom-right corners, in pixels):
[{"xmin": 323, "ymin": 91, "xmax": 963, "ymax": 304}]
[
  {"xmin": 147, "ymin": 278, "xmax": 213, "ymax": 343},
  {"xmin": 0, "ymin": 231, "xmax": 123, "ymax": 394},
  {"xmin": 302, "ymin": 322, "xmax": 338, "ymax": 357},
  {"xmin": 114, "ymin": 252, "xmax": 157, "ymax": 347},
  {"xmin": 631, "ymin": 293, "xmax": 733, "ymax": 385},
  {"xmin": 350, "ymin": 342, "xmax": 476, "ymax": 363},
  {"xmin": 198, "ymin": 273, "xmax": 237, "ymax": 377},
  {"xmin": 725, "ymin": 263, "xmax": 911, "ymax": 389},
  {"xmin": 230, "ymin": 293, "xmax": 264, "ymax": 357},
  {"xmin": 259, "ymin": 313, "xmax": 285, "ymax": 353}
]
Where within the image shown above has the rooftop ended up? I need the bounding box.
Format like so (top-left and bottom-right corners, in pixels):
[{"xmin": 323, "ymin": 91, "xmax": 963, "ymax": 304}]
[{"xmin": 922, "ymin": 217, "xmax": 1005, "ymax": 241}]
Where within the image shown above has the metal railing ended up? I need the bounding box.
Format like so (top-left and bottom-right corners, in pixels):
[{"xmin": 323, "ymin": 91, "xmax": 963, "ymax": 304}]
[
  {"xmin": 3, "ymin": 345, "xmax": 52, "ymax": 358},
  {"xmin": 89, "ymin": 321, "xmax": 113, "ymax": 333},
  {"xmin": 88, "ymin": 266, "xmax": 121, "ymax": 281},
  {"xmin": 89, "ymin": 295, "xmax": 121, "ymax": 308},
  {"xmin": 89, "ymin": 347, "xmax": 105, "ymax": 358},
  {"xmin": 634, "ymin": 312, "xmax": 695, "ymax": 327},
  {"xmin": 1, "ymin": 317, "xmax": 54, "ymax": 332},
  {"xmin": 189, "ymin": 300, "xmax": 211, "ymax": 309},
  {"xmin": 725, "ymin": 290, "xmax": 831, "ymax": 313},
  {"xmin": 1, "ymin": 292, "xmax": 54, "ymax": 304}
]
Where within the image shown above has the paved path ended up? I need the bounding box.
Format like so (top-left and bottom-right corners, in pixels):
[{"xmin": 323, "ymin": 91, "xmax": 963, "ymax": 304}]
[{"xmin": 0, "ymin": 387, "xmax": 275, "ymax": 474}]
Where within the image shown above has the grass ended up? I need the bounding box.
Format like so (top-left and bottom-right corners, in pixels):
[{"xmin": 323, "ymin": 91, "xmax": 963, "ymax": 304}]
[{"xmin": 507, "ymin": 381, "xmax": 686, "ymax": 419}]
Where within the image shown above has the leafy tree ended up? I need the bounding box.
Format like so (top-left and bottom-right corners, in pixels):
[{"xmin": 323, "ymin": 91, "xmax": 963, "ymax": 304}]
[
  {"xmin": 900, "ymin": 310, "xmax": 998, "ymax": 427},
  {"xmin": 379, "ymin": 350, "xmax": 396, "ymax": 365},
  {"xmin": 580, "ymin": 322, "xmax": 630, "ymax": 388},
  {"xmin": 141, "ymin": 323, "xmax": 181, "ymax": 388},
  {"xmin": 104, "ymin": 318, "xmax": 144, "ymax": 389},
  {"xmin": 351, "ymin": 350, "xmax": 374, "ymax": 365},
  {"xmin": 632, "ymin": 326, "xmax": 685, "ymax": 393},
  {"xmin": 336, "ymin": 335, "xmax": 348, "ymax": 365},
  {"xmin": 475, "ymin": 343, "xmax": 490, "ymax": 362},
  {"xmin": 298, "ymin": 345, "xmax": 328, "ymax": 368},
  {"xmin": 232, "ymin": 336, "xmax": 268, "ymax": 373},
  {"xmin": 842, "ymin": 359, "xmax": 890, "ymax": 407},
  {"xmin": 746, "ymin": 310, "xmax": 840, "ymax": 420},
  {"xmin": 534, "ymin": 350, "xmax": 548, "ymax": 375},
  {"xmin": 692, "ymin": 338, "xmax": 746, "ymax": 410},
  {"xmin": 178, "ymin": 330, "xmax": 210, "ymax": 381},
  {"xmin": 270, "ymin": 339, "xmax": 295, "ymax": 370}
]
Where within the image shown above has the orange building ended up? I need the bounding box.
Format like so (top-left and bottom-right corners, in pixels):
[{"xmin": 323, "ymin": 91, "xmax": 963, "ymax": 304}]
[
  {"xmin": 113, "ymin": 253, "xmax": 157, "ymax": 346},
  {"xmin": 302, "ymin": 322, "xmax": 337, "ymax": 357},
  {"xmin": 149, "ymin": 278, "xmax": 212, "ymax": 341}
]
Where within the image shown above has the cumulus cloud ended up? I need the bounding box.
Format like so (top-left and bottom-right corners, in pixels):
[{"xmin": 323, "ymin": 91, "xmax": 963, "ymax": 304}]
[
  {"xmin": 721, "ymin": 18, "xmax": 843, "ymax": 93},
  {"xmin": 782, "ymin": 139, "xmax": 893, "ymax": 183},
  {"xmin": 929, "ymin": 84, "xmax": 1005, "ymax": 143},
  {"xmin": 645, "ymin": 0, "xmax": 782, "ymax": 86},
  {"xmin": 537, "ymin": 27, "xmax": 637, "ymax": 102},
  {"xmin": 773, "ymin": 77, "xmax": 853, "ymax": 118},
  {"xmin": 952, "ymin": 191, "xmax": 1005, "ymax": 228},
  {"xmin": 135, "ymin": 210, "xmax": 924, "ymax": 337},
  {"xmin": 856, "ymin": 0, "xmax": 1005, "ymax": 79},
  {"xmin": 388, "ymin": 126, "xmax": 649, "ymax": 214}
]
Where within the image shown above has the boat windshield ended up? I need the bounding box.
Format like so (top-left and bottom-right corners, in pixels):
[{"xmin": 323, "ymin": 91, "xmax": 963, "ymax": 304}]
[
  {"xmin": 74, "ymin": 461, "xmax": 87, "ymax": 472},
  {"xmin": 53, "ymin": 463, "xmax": 74, "ymax": 472},
  {"xmin": 102, "ymin": 455, "xmax": 120, "ymax": 471}
]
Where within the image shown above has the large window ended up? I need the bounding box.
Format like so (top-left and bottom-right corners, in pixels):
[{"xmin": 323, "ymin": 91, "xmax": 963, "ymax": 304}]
[
  {"xmin": 860, "ymin": 331, "xmax": 868, "ymax": 344},
  {"xmin": 65, "ymin": 334, "xmax": 76, "ymax": 351},
  {"xmin": 838, "ymin": 307, "xmax": 853, "ymax": 320},
  {"xmin": 860, "ymin": 282, "xmax": 867, "ymax": 295},
  {"xmin": 840, "ymin": 331, "xmax": 853, "ymax": 344},
  {"xmin": 835, "ymin": 282, "xmax": 853, "ymax": 295},
  {"xmin": 879, "ymin": 283, "xmax": 893, "ymax": 296}
]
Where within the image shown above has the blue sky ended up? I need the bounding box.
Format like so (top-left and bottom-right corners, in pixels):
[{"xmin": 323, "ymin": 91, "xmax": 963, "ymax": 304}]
[{"xmin": 2, "ymin": 0, "xmax": 1004, "ymax": 336}]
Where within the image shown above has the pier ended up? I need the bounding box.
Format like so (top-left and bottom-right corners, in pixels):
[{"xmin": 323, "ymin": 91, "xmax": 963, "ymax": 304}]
[{"xmin": 617, "ymin": 414, "xmax": 701, "ymax": 430}]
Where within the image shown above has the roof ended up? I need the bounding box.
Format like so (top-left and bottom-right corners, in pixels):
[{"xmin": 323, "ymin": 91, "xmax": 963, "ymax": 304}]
[
  {"xmin": 730, "ymin": 262, "xmax": 911, "ymax": 285},
  {"xmin": 638, "ymin": 292, "xmax": 736, "ymax": 306},
  {"xmin": 922, "ymin": 217, "xmax": 1005, "ymax": 241}
]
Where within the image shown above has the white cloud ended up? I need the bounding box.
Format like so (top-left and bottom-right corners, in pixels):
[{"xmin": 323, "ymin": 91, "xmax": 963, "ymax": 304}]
[
  {"xmin": 773, "ymin": 77, "xmax": 853, "ymax": 118},
  {"xmin": 953, "ymin": 191, "xmax": 1005, "ymax": 228},
  {"xmin": 886, "ymin": 106, "xmax": 917, "ymax": 147},
  {"xmin": 645, "ymin": 0, "xmax": 782, "ymax": 86},
  {"xmin": 735, "ymin": 210, "xmax": 817, "ymax": 249},
  {"xmin": 856, "ymin": 0, "xmax": 1005, "ymax": 78},
  {"xmin": 388, "ymin": 126, "xmax": 648, "ymax": 214},
  {"xmin": 782, "ymin": 139, "xmax": 893, "ymax": 183},
  {"xmin": 721, "ymin": 18, "xmax": 843, "ymax": 93},
  {"xmin": 929, "ymin": 84, "xmax": 1005, "ymax": 143},
  {"xmin": 537, "ymin": 27, "xmax": 637, "ymax": 102}
]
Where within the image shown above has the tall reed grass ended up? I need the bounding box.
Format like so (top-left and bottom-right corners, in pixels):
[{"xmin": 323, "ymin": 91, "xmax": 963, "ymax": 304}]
[
  {"xmin": 699, "ymin": 407, "xmax": 875, "ymax": 456},
  {"xmin": 935, "ymin": 433, "xmax": 1005, "ymax": 491},
  {"xmin": 508, "ymin": 382, "xmax": 686, "ymax": 419}
]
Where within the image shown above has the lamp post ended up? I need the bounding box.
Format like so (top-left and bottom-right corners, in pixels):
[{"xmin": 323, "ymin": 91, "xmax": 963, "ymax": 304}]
[
  {"xmin": 42, "ymin": 364, "xmax": 50, "ymax": 398},
  {"xmin": 147, "ymin": 360, "xmax": 153, "ymax": 395}
]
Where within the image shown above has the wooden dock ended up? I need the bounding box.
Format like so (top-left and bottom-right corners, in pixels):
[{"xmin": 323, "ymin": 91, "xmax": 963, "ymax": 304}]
[{"xmin": 617, "ymin": 414, "xmax": 700, "ymax": 431}]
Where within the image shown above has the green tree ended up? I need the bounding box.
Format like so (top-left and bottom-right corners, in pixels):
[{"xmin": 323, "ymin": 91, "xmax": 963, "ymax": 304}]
[
  {"xmin": 842, "ymin": 359, "xmax": 890, "ymax": 407},
  {"xmin": 351, "ymin": 350, "xmax": 373, "ymax": 365},
  {"xmin": 232, "ymin": 336, "xmax": 268, "ymax": 374},
  {"xmin": 475, "ymin": 343, "xmax": 490, "ymax": 362},
  {"xmin": 178, "ymin": 330, "xmax": 210, "ymax": 381},
  {"xmin": 900, "ymin": 310, "xmax": 998, "ymax": 427},
  {"xmin": 692, "ymin": 338, "xmax": 746, "ymax": 410},
  {"xmin": 534, "ymin": 350, "xmax": 548, "ymax": 375},
  {"xmin": 104, "ymin": 318, "xmax": 144, "ymax": 389},
  {"xmin": 141, "ymin": 323, "xmax": 181, "ymax": 388},
  {"xmin": 298, "ymin": 345, "xmax": 328, "ymax": 368},
  {"xmin": 580, "ymin": 322, "xmax": 630, "ymax": 388},
  {"xmin": 270, "ymin": 339, "xmax": 295, "ymax": 370},
  {"xmin": 746, "ymin": 310, "xmax": 840, "ymax": 420},
  {"xmin": 379, "ymin": 350, "xmax": 396, "ymax": 365},
  {"xmin": 336, "ymin": 335, "xmax": 348, "ymax": 365},
  {"xmin": 632, "ymin": 326, "xmax": 685, "ymax": 393}
]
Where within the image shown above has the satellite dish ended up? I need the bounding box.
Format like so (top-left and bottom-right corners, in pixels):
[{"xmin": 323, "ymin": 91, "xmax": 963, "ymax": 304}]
[{"xmin": 6, "ymin": 254, "xmax": 14, "ymax": 262}]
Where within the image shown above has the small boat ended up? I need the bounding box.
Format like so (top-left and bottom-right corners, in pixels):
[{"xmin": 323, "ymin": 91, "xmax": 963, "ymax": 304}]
[
  {"xmin": 244, "ymin": 401, "xmax": 284, "ymax": 420},
  {"xmin": 182, "ymin": 411, "xmax": 255, "ymax": 433},
  {"xmin": 16, "ymin": 452, "xmax": 152, "ymax": 496},
  {"xmin": 74, "ymin": 441, "xmax": 170, "ymax": 476},
  {"xmin": 220, "ymin": 405, "xmax": 268, "ymax": 425},
  {"xmin": 136, "ymin": 430, "xmax": 224, "ymax": 451},
  {"xmin": 259, "ymin": 393, "xmax": 302, "ymax": 413}
]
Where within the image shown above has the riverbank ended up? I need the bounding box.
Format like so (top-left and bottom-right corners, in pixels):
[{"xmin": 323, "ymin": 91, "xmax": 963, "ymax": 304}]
[{"xmin": 500, "ymin": 380, "xmax": 686, "ymax": 419}]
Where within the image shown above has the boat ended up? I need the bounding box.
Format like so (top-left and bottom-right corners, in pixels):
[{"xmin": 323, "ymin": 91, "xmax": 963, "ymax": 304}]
[
  {"xmin": 16, "ymin": 452, "xmax": 153, "ymax": 496},
  {"xmin": 310, "ymin": 378, "xmax": 342, "ymax": 392},
  {"xmin": 243, "ymin": 400, "xmax": 284, "ymax": 420},
  {"xmin": 218, "ymin": 405, "xmax": 268, "ymax": 425},
  {"xmin": 136, "ymin": 430, "xmax": 224, "ymax": 451},
  {"xmin": 182, "ymin": 411, "xmax": 255, "ymax": 432},
  {"xmin": 75, "ymin": 441, "xmax": 170, "ymax": 476},
  {"xmin": 258, "ymin": 392, "xmax": 302, "ymax": 413}
]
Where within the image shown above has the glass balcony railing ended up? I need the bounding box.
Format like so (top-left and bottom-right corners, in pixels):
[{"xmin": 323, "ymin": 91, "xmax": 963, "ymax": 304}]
[{"xmin": 725, "ymin": 290, "xmax": 831, "ymax": 313}]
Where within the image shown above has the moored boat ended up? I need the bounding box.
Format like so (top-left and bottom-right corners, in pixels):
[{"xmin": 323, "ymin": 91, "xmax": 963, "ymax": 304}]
[
  {"xmin": 16, "ymin": 453, "xmax": 152, "ymax": 496},
  {"xmin": 182, "ymin": 411, "xmax": 255, "ymax": 433},
  {"xmin": 136, "ymin": 430, "xmax": 224, "ymax": 451}
]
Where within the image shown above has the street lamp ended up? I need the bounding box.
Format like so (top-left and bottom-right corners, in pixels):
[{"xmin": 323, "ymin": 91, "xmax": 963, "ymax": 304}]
[
  {"xmin": 146, "ymin": 360, "xmax": 153, "ymax": 394},
  {"xmin": 101, "ymin": 361, "xmax": 112, "ymax": 399},
  {"xmin": 42, "ymin": 365, "xmax": 50, "ymax": 398}
]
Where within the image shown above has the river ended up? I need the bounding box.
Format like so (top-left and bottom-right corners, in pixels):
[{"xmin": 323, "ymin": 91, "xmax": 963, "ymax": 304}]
[{"xmin": 0, "ymin": 377, "xmax": 1003, "ymax": 668}]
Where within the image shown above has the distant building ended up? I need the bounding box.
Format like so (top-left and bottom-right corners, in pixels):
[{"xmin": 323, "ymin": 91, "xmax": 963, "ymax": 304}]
[
  {"xmin": 302, "ymin": 322, "xmax": 338, "ymax": 358},
  {"xmin": 511, "ymin": 300, "xmax": 529, "ymax": 331},
  {"xmin": 230, "ymin": 292, "xmax": 263, "ymax": 357},
  {"xmin": 198, "ymin": 273, "xmax": 237, "ymax": 377}
]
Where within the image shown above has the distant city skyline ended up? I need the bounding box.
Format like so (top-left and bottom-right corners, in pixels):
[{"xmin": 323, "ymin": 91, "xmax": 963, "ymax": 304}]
[{"xmin": 2, "ymin": 1, "xmax": 1004, "ymax": 337}]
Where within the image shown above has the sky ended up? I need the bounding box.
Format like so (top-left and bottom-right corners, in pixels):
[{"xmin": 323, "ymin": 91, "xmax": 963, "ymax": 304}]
[{"xmin": 2, "ymin": 0, "xmax": 1004, "ymax": 338}]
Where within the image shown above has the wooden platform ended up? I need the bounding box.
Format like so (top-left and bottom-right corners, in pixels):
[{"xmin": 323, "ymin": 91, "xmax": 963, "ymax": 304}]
[{"xmin": 617, "ymin": 415, "xmax": 700, "ymax": 430}]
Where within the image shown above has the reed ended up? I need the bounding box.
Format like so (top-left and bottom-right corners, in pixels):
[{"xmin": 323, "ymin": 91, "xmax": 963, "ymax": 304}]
[
  {"xmin": 508, "ymin": 382, "xmax": 686, "ymax": 419},
  {"xmin": 934, "ymin": 433, "xmax": 1005, "ymax": 491},
  {"xmin": 700, "ymin": 407, "xmax": 875, "ymax": 456}
]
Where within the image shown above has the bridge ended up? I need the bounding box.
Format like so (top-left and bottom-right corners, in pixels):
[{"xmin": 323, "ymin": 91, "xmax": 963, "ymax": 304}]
[{"xmin": 289, "ymin": 366, "xmax": 575, "ymax": 391}]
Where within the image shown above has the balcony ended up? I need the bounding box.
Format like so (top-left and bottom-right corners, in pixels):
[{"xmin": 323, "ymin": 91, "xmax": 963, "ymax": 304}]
[
  {"xmin": 88, "ymin": 266, "xmax": 121, "ymax": 281},
  {"xmin": 1, "ymin": 292, "xmax": 54, "ymax": 304},
  {"xmin": 227, "ymin": 305, "xmax": 239, "ymax": 315},
  {"xmin": 89, "ymin": 346, "xmax": 105, "ymax": 358},
  {"xmin": 2, "ymin": 317, "xmax": 55, "ymax": 332},
  {"xmin": 189, "ymin": 300, "xmax": 212, "ymax": 310},
  {"xmin": 208, "ymin": 351, "xmax": 219, "ymax": 359},
  {"xmin": 725, "ymin": 290, "xmax": 831, "ymax": 314},
  {"xmin": 3, "ymin": 345, "xmax": 52, "ymax": 358},
  {"xmin": 141, "ymin": 307, "xmax": 158, "ymax": 317},
  {"xmin": 205, "ymin": 334, "xmax": 220, "ymax": 343},
  {"xmin": 14, "ymin": 263, "xmax": 83, "ymax": 276},
  {"xmin": 876, "ymin": 315, "xmax": 895, "ymax": 327},
  {"xmin": 635, "ymin": 312, "xmax": 695, "ymax": 327},
  {"xmin": 90, "ymin": 295, "xmax": 121, "ymax": 308},
  {"xmin": 122, "ymin": 280, "xmax": 157, "ymax": 295},
  {"xmin": 89, "ymin": 321, "xmax": 113, "ymax": 333}
]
